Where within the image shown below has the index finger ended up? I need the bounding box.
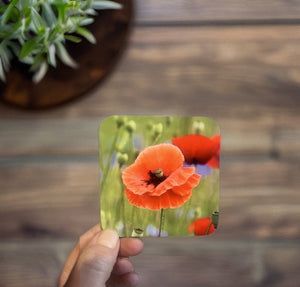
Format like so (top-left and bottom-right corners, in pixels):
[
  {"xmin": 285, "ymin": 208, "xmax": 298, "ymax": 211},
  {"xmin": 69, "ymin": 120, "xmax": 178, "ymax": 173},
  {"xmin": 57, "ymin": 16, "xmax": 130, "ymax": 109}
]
[{"xmin": 58, "ymin": 223, "xmax": 101, "ymax": 287}]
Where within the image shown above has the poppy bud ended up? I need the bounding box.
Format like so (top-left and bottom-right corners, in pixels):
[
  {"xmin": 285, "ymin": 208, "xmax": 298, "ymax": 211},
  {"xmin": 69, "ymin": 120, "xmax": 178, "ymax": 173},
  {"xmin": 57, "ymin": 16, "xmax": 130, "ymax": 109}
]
[
  {"xmin": 166, "ymin": 116, "xmax": 173, "ymax": 127},
  {"xmin": 114, "ymin": 116, "xmax": 126, "ymax": 128},
  {"xmin": 211, "ymin": 211, "xmax": 219, "ymax": 229},
  {"xmin": 193, "ymin": 121, "xmax": 205, "ymax": 135},
  {"xmin": 117, "ymin": 152, "xmax": 128, "ymax": 166},
  {"xmin": 125, "ymin": 120, "xmax": 136, "ymax": 133},
  {"xmin": 153, "ymin": 123, "xmax": 163, "ymax": 137},
  {"xmin": 154, "ymin": 168, "xmax": 164, "ymax": 178},
  {"xmin": 131, "ymin": 228, "xmax": 144, "ymax": 237},
  {"xmin": 116, "ymin": 132, "xmax": 129, "ymax": 152},
  {"xmin": 146, "ymin": 122, "xmax": 153, "ymax": 131}
]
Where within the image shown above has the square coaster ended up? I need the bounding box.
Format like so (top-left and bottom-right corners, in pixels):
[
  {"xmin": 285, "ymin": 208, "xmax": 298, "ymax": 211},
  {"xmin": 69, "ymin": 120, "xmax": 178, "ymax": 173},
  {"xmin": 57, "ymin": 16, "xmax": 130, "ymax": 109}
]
[{"xmin": 99, "ymin": 116, "xmax": 220, "ymax": 237}]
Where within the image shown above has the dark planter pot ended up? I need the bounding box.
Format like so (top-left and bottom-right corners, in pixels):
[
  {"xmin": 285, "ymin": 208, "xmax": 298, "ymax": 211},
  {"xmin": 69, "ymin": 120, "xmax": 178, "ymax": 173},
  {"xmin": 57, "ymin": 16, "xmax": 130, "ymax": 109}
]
[{"xmin": 0, "ymin": 0, "xmax": 133, "ymax": 110}]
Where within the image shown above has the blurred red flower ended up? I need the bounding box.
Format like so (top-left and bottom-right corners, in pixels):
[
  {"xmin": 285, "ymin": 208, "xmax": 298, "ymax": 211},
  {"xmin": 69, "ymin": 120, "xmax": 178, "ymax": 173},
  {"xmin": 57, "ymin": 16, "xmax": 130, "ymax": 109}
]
[
  {"xmin": 172, "ymin": 134, "xmax": 220, "ymax": 168},
  {"xmin": 206, "ymin": 134, "xmax": 221, "ymax": 168},
  {"xmin": 122, "ymin": 144, "xmax": 201, "ymax": 210},
  {"xmin": 188, "ymin": 217, "xmax": 215, "ymax": 236}
]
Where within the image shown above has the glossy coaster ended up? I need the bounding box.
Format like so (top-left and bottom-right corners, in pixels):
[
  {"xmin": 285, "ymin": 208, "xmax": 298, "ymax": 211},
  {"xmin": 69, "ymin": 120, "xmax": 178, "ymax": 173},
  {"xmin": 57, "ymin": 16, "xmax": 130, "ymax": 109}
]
[{"xmin": 99, "ymin": 116, "xmax": 220, "ymax": 237}]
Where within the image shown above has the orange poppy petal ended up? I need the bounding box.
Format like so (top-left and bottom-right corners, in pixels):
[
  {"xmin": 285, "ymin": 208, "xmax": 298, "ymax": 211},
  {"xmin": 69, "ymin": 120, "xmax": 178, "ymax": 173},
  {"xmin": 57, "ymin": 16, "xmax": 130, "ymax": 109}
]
[
  {"xmin": 151, "ymin": 167, "xmax": 196, "ymax": 196},
  {"xmin": 125, "ymin": 188, "xmax": 192, "ymax": 210},
  {"xmin": 135, "ymin": 144, "xmax": 184, "ymax": 176},
  {"xmin": 172, "ymin": 173, "xmax": 201, "ymax": 196},
  {"xmin": 122, "ymin": 163, "xmax": 154, "ymax": 195}
]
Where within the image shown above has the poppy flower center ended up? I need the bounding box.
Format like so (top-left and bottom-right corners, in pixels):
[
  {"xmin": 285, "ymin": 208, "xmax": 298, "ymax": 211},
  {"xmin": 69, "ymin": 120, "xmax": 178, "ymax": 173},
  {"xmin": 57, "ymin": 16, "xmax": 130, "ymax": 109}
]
[{"xmin": 146, "ymin": 168, "xmax": 167, "ymax": 187}]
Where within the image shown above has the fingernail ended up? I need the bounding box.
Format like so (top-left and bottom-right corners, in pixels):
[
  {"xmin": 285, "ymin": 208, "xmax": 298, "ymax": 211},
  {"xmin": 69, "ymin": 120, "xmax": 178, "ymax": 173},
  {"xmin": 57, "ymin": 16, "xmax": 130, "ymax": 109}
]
[{"xmin": 97, "ymin": 229, "xmax": 119, "ymax": 249}]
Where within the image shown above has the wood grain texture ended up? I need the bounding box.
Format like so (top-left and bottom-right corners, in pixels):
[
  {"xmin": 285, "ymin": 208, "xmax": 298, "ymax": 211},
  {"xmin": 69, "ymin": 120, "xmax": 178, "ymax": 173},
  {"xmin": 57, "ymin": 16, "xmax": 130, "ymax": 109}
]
[
  {"xmin": 0, "ymin": 26, "xmax": 299, "ymax": 120},
  {"xmin": 0, "ymin": 161, "xmax": 99, "ymax": 239},
  {"xmin": 0, "ymin": 118, "xmax": 299, "ymax": 160},
  {"xmin": 0, "ymin": 241, "xmax": 71, "ymax": 287},
  {"xmin": 133, "ymin": 239, "xmax": 300, "ymax": 287},
  {"xmin": 134, "ymin": 0, "xmax": 300, "ymax": 23},
  {"xmin": 0, "ymin": 159, "xmax": 299, "ymax": 240},
  {"xmin": 1, "ymin": 240, "xmax": 300, "ymax": 287}
]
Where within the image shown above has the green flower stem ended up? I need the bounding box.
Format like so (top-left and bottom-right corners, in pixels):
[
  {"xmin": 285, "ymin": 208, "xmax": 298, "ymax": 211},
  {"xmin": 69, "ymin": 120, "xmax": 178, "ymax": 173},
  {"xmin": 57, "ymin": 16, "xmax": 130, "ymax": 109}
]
[
  {"xmin": 100, "ymin": 128, "xmax": 120, "ymax": 192},
  {"xmin": 158, "ymin": 208, "xmax": 165, "ymax": 237},
  {"xmin": 205, "ymin": 221, "xmax": 213, "ymax": 235},
  {"xmin": 119, "ymin": 167, "xmax": 127, "ymax": 237}
]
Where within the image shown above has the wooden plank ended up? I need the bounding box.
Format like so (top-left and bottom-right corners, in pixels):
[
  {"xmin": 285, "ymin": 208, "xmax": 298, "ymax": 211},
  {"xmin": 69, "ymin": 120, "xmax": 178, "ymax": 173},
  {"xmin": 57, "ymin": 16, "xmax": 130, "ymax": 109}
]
[
  {"xmin": 220, "ymin": 187, "xmax": 300, "ymax": 240},
  {"xmin": 0, "ymin": 162, "xmax": 100, "ymax": 239},
  {"xmin": 0, "ymin": 159, "xmax": 299, "ymax": 240},
  {"xmin": 134, "ymin": 239, "xmax": 300, "ymax": 287},
  {"xmin": 0, "ymin": 241, "xmax": 300, "ymax": 287},
  {"xmin": 0, "ymin": 119, "xmax": 100, "ymax": 156},
  {"xmin": 135, "ymin": 0, "xmax": 300, "ymax": 23},
  {"xmin": 274, "ymin": 130, "xmax": 300, "ymax": 159},
  {"xmin": 1, "ymin": 117, "xmax": 299, "ymax": 159},
  {"xmin": 0, "ymin": 241, "xmax": 71, "ymax": 287},
  {"xmin": 264, "ymin": 246, "xmax": 300, "ymax": 287},
  {"xmin": 0, "ymin": 240, "xmax": 299, "ymax": 287},
  {"xmin": 0, "ymin": 26, "xmax": 299, "ymax": 120}
]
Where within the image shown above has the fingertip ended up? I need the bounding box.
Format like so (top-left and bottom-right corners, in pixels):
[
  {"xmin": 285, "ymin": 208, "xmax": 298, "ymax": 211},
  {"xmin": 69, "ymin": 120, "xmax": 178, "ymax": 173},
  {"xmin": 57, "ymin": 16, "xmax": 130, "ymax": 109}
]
[
  {"xmin": 119, "ymin": 238, "xmax": 144, "ymax": 257},
  {"xmin": 107, "ymin": 271, "xmax": 140, "ymax": 287},
  {"xmin": 126, "ymin": 272, "xmax": 140, "ymax": 287},
  {"xmin": 113, "ymin": 258, "xmax": 134, "ymax": 275}
]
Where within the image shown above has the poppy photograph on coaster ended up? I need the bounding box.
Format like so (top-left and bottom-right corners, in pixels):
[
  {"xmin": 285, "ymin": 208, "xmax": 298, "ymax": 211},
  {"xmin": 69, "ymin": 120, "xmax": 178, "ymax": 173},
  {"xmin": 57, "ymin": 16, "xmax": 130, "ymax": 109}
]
[{"xmin": 99, "ymin": 116, "xmax": 220, "ymax": 237}]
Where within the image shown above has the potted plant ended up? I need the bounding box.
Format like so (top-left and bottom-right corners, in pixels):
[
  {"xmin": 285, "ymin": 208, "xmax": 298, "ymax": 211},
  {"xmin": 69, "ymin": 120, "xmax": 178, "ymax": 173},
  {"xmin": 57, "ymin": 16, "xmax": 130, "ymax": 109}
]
[{"xmin": 0, "ymin": 0, "xmax": 133, "ymax": 108}]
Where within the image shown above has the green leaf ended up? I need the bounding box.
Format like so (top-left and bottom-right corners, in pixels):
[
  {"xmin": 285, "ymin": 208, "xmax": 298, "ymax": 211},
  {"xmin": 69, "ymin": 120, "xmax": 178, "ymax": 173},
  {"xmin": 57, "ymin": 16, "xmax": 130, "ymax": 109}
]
[
  {"xmin": 31, "ymin": 8, "xmax": 45, "ymax": 30},
  {"xmin": 7, "ymin": 41, "xmax": 21, "ymax": 58},
  {"xmin": 57, "ymin": 3, "xmax": 67, "ymax": 24},
  {"xmin": 64, "ymin": 35, "xmax": 82, "ymax": 43},
  {"xmin": 47, "ymin": 44, "xmax": 56, "ymax": 67},
  {"xmin": 0, "ymin": 58, "xmax": 6, "ymax": 82},
  {"xmin": 76, "ymin": 26, "xmax": 96, "ymax": 44},
  {"xmin": 80, "ymin": 17, "xmax": 94, "ymax": 26},
  {"xmin": 55, "ymin": 41, "xmax": 78, "ymax": 68},
  {"xmin": 30, "ymin": 53, "xmax": 44, "ymax": 71},
  {"xmin": 20, "ymin": 37, "xmax": 40, "ymax": 59},
  {"xmin": 42, "ymin": 3, "xmax": 57, "ymax": 27},
  {"xmin": 1, "ymin": 0, "xmax": 19, "ymax": 24},
  {"xmin": 0, "ymin": 43, "xmax": 10, "ymax": 70},
  {"xmin": 32, "ymin": 61, "xmax": 48, "ymax": 84},
  {"xmin": 91, "ymin": 0, "xmax": 122, "ymax": 10}
]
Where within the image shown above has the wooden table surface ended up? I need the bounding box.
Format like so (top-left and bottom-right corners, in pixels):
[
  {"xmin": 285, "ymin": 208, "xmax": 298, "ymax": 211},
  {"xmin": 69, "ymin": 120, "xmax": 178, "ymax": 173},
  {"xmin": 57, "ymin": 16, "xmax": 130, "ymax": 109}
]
[{"xmin": 0, "ymin": 1, "xmax": 300, "ymax": 286}]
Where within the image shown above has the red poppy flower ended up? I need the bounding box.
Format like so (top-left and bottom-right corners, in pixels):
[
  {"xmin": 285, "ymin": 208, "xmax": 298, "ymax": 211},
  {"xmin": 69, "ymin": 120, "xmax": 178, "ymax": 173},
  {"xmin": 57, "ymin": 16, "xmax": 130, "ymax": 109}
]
[
  {"xmin": 172, "ymin": 134, "xmax": 220, "ymax": 168},
  {"xmin": 188, "ymin": 217, "xmax": 215, "ymax": 236},
  {"xmin": 122, "ymin": 144, "xmax": 201, "ymax": 210},
  {"xmin": 207, "ymin": 134, "xmax": 221, "ymax": 168}
]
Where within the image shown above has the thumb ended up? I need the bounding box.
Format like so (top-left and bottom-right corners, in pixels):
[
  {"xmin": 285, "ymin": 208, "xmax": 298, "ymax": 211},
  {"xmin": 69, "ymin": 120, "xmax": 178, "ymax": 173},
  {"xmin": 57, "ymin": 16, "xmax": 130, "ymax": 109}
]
[{"xmin": 65, "ymin": 229, "xmax": 120, "ymax": 287}]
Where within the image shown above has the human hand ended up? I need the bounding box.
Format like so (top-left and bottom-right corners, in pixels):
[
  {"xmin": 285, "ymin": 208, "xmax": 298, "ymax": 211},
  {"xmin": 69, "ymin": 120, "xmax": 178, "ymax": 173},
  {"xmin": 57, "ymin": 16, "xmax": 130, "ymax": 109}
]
[{"xmin": 58, "ymin": 224, "xmax": 144, "ymax": 287}]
